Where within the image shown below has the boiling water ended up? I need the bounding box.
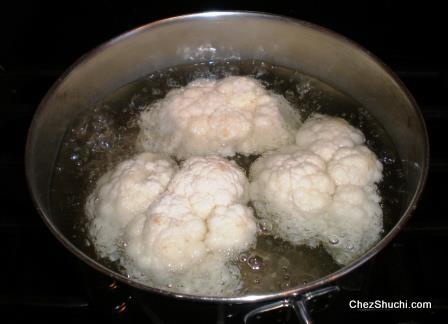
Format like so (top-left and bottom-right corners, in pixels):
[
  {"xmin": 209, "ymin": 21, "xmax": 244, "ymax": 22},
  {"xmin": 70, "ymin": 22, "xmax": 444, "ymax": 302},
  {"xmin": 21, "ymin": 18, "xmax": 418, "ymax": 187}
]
[{"xmin": 50, "ymin": 60, "xmax": 406, "ymax": 295}]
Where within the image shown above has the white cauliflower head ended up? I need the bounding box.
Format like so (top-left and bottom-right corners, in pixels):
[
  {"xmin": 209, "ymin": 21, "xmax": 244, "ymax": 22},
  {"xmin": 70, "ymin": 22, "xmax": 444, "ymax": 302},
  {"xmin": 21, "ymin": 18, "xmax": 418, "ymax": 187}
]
[
  {"xmin": 137, "ymin": 76, "xmax": 301, "ymax": 158},
  {"xmin": 123, "ymin": 156, "xmax": 257, "ymax": 294},
  {"xmin": 250, "ymin": 114, "xmax": 383, "ymax": 265},
  {"xmin": 250, "ymin": 146, "xmax": 336, "ymax": 247},
  {"xmin": 85, "ymin": 152, "xmax": 177, "ymax": 259},
  {"xmin": 295, "ymin": 114, "xmax": 365, "ymax": 161}
]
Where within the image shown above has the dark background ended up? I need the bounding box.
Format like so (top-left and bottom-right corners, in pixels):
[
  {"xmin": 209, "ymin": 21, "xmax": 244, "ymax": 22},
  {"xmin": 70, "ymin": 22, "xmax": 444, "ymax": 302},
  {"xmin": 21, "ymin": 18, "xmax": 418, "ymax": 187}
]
[
  {"xmin": 1, "ymin": 1, "xmax": 447, "ymax": 323},
  {"xmin": 1, "ymin": 1, "xmax": 447, "ymax": 71}
]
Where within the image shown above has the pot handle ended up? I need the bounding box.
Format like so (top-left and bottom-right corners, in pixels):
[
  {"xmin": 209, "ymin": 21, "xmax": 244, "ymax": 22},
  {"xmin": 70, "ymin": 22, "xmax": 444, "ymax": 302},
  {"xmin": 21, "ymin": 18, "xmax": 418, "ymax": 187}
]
[{"xmin": 243, "ymin": 285, "xmax": 340, "ymax": 324}]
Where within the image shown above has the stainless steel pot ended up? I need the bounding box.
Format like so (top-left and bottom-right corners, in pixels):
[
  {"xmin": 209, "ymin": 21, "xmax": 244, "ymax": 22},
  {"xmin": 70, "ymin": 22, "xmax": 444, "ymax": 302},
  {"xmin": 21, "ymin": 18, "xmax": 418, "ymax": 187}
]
[{"xmin": 25, "ymin": 11, "xmax": 429, "ymax": 322}]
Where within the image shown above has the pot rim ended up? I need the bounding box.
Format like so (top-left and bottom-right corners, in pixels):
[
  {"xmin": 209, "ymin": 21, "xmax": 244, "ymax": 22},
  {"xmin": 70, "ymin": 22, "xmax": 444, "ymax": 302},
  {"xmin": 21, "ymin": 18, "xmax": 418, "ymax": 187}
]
[{"xmin": 25, "ymin": 10, "xmax": 430, "ymax": 304}]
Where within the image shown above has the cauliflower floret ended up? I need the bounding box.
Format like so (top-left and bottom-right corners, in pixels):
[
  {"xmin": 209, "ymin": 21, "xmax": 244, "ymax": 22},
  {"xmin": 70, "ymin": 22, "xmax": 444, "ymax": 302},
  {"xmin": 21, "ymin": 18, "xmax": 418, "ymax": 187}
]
[
  {"xmin": 205, "ymin": 204, "xmax": 257, "ymax": 254},
  {"xmin": 328, "ymin": 146, "xmax": 383, "ymax": 186},
  {"xmin": 250, "ymin": 146, "xmax": 335, "ymax": 247},
  {"xmin": 322, "ymin": 185, "xmax": 383, "ymax": 264},
  {"xmin": 250, "ymin": 146, "xmax": 336, "ymax": 214},
  {"xmin": 125, "ymin": 194, "xmax": 208, "ymax": 273},
  {"xmin": 167, "ymin": 156, "xmax": 249, "ymax": 218},
  {"xmin": 87, "ymin": 154, "xmax": 256, "ymax": 295},
  {"xmin": 85, "ymin": 152, "xmax": 177, "ymax": 259},
  {"xmin": 295, "ymin": 114, "xmax": 364, "ymax": 161},
  {"xmin": 123, "ymin": 156, "xmax": 257, "ymax": 295},
  {"xmin": 250, "ymin": 115, "xmax": 383, "ymax": 265},
  {"xmin": 137, "ymin": 76, "xmax": 301, "ymax": 158}
]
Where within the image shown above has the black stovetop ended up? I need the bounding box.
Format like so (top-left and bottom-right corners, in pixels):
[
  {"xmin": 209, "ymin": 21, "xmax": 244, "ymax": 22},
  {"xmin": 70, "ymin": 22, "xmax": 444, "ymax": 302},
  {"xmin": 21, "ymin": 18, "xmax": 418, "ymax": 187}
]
[{"xmin": 1, "ymin": 2, "xmax": 447, "ymax": 323}]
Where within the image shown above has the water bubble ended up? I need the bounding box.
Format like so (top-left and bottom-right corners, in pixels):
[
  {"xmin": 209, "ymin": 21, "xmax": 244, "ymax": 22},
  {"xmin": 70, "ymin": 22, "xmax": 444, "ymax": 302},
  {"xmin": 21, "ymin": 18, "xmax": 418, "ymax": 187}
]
[
  {"xmin": 328, "ymin": 236, "xmax": 339, "ymax": 245},
  {"xmin": 278, "ymin": 256, "xmax": 290, "ymax": 271},
  {"xmin": 279, "ymin": 281, "xmax": 290, "ymax": 289},
  {"xmin": 296, "ymin": 81, "xmax": 312, "ymax": 99},
  {"xmin": 166, "ymin": 78, "xmax": 179, "ymax": 88},
  {"xmin": 126, "ymin": 119, "xmax": 137, "ymax": 129},
  {"xmin": 382, "ymin": 155, "xmax": 396, "ymax": 165},
  {"xmin": 259, "ymin": 220, "xmax": 273, "ymax": 233},
  {"xmin": 284, "ymin": 89, "xmax": 295, "ymax": 102},
  {"xmin": 70, "ymin": 153, "xmax": 80, "ymax": 161},
  {"xmin": 239, "ymin": 254, "xmax": 248, "ymax": 263},
  {"xmin": 254, "ymin": 66, "xmax": 267, "ymax": 78},
  {"xmin": 247, "ymin": 255, "xmax": 263, "ymax": 271},
  {"xmin": 347, "ymin": 244, "xmax": 354, "ymax": 251},
  {"xmin": 99, "ymin": 140, "xmax": 111, "ymax": 150},
  {"xmin": 71, "ymin": 201, "xmax": 81, "ymax": 208},
  {"xmin": 151, "ymin": 88, "xmax": 162, "ymax": 96}
]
